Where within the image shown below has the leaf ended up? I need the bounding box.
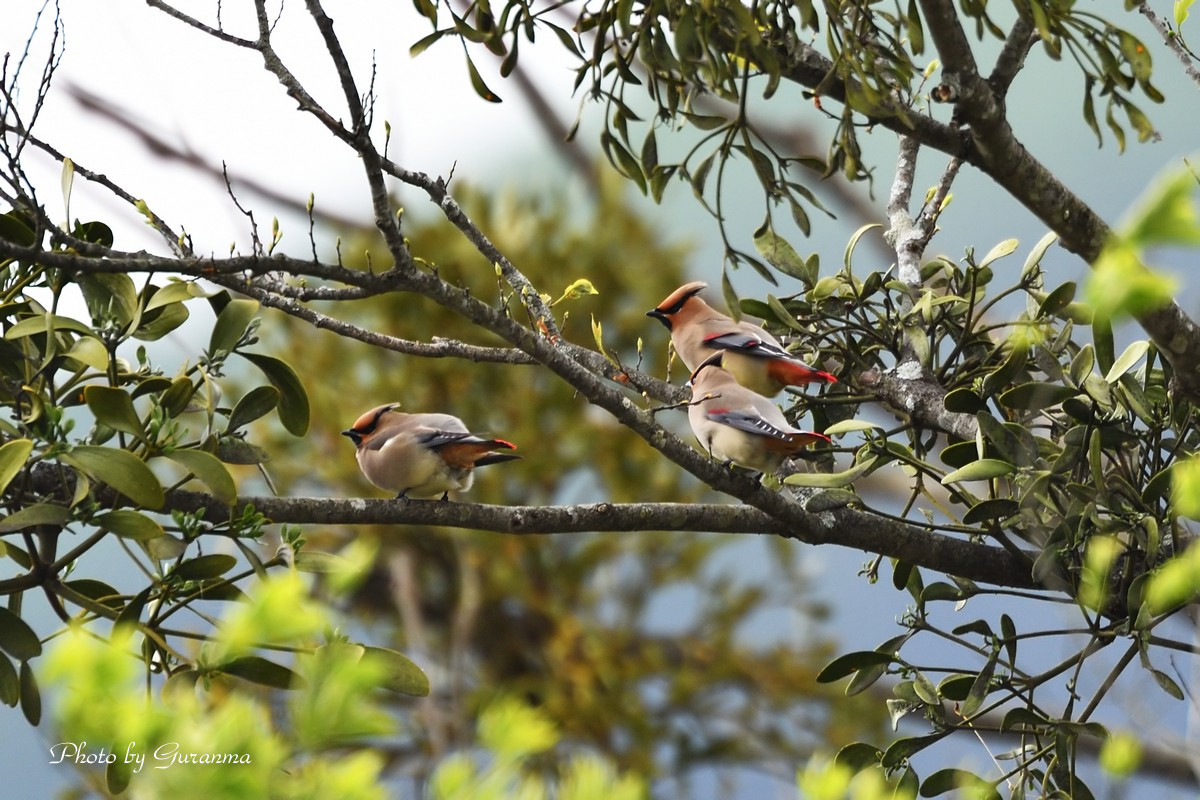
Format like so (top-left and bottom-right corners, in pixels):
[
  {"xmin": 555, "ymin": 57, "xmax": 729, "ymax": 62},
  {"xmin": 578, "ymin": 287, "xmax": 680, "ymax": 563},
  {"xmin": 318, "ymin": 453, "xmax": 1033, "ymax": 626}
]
[
  {"xmin": 465, "ymin": 52, "xmax": 502, "ymax": 102},
  {"xmin": 94, "ymin": 510, "xmax": 164, "ymax": 540},
  {"xmin": 0, "ymin": 606, "xmax": 42, "ymax": 660},
  {"xmin": 1178, "ymin": 0, "xmax": 1195, "ymax": 26},
  {"xmin": 998, "ymin": 382, "xmax": 1078, "ymax": 410},
  {"xmin": 239, "ymin": 352, "xmax": 310, "ymax": 436},
  {"xmin": 0, "ymin": 439, "xmax": 33, "ymax": 496},
  {"xmin": 219, "ymin": 655, "xmax": 300, "ymax": 689},
  {"xmin": 821, "ymin": 419, "xmax": 884, "ymax": 436},
  {"xmin": 784, "ymin": 456, "xmax": 877, "ymax": 488},
  {"xmin": 216, "ymin": 438, "xmax": 271, "ymax": 465},
  {"xmin": 977, "ymin": 238, "xmax": 1019, "ymax": 269},
  {"xmin": 64, "ymin": 336, "xmax": 109, "ymax": 371},
  {"xmin": 61, "ymin": 446, "xmax": 164, "ymax": 509},
  {"xmin": 943, "ymin": 388, "xmax": 985, "ymax": 414},
  {"xmin": 209, "ymin": 298, "xmax": 260, "ymax": 355},
  {"xmin": 84, "ymin": 386, "xmax": 146, "ymax": 441},
  {"xmin": 920, "ymin": 769, "xmax": 999, "ymax": 798},
  {"xmin": 844, "ymin": 223, "xmax": 882, "ymax": 270},
  {"xmin": 163, "ymin": 449, "xmax": 238, "ymax": 504},
  {"xmin": 881, "ymin": 733, "xmax": 946, "ymax": 768},
  {"xmin": 169, "ymin": 554, "xmax": 238, "ymax": 581},
  {"xmin": 834, "ymin": 742, "xmax": 883, "ymax": 773},
  {"xmin": 816, "ymin": 650, "xmax": 895, "ymax": 683},
  {"xmin": 64, "ymin": 579, "xmax": 123, "ymax": 609},
  {"xmin": 19, "ymin": 661, "xmax": 39, "ymax": 725},
  {"xmin": 363, "ymin": 645, "xmax": 431, "ymax": 696},
  {"xmin": 144, "ymin": 280, "xmax": 209, "ymax": 312},
  {"xmin": 941, "ymin": 459, "xmax": 1016, "ymax": 484},
  {"xmin": 61, "ymin": 157, "xmax": 75, "ymax": 222},
  {"xmin": 0, "ymin": 652, "xmax": 17, "ymax": 706},
  {"xmin": 753, "ymin": 222, "xmax": 813, "ymax": 285},
  {"xmin": 1103, "ymin": 340, "xmax": 1150, "ymax": 383},
  {"xmin": 78, "ymin": 273, "xmax": 139, "ymax": 328},
  {"xmin": 107, "ymin": 759, "xmax": 132, "ymax": 795},
  {"xmin": 160, "ymin": 376, "xmax": 196, "ymax": 417},
  {"xmin": 134, "ymin": 301, "xmax": 190, "ymax": 341},
  {"xmin": 5, "ymin": 313, "xmax": 93, "ymax": 340},
  {"xmin": 962, "ymin": 498, "xmax": 1019, "ymax": 525},
  {"xmin": 0, "ymin": 503, "xmax": 71, "ymax": 533}
]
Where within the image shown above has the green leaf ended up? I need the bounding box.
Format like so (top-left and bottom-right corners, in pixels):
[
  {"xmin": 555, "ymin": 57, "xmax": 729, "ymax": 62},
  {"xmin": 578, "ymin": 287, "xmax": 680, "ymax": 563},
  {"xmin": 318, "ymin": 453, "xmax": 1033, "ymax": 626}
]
[
  {"xmin": 0, "ymin": 439, "xmax": 33, "ymax": 496},
  {"xmin": 753, "ymin": 222, "xmax": 813, "ymax": 285},
  {"xmin": 61, "ymin": 446, "xmax": 164, "ymax": 509},
  {"xmin": 784, "ymin": 456, "xmax": 877, "ymax": 488},
  {"xmin": 881, "ymin": 733, "xmax": 946, "ymax": 768},
  {"xmin": 64, "ymin": 579, "xmax": 123, "ymax": 610},
  {"xmin": 816, "ymin": 650, "xmax": 895, "ymax": 683},
  {"xmin": 163, "ymin": 449, "xmax": 238, "ymax": 504},
  {"xmin": 920, "ymin": 769, "xmax": 999, "ymax": 798},
  {"xmin": 94, "ymin": 510, "xmax": 164, "ymax": 540},
  {"xmin": 84, "ymin": 386, "xmax": 146, "ymax": 441},
  {"xmin": 962, "ymin": 498, "xmax": 1019, "ymax": 525},
  {"xmin": 834, "ymin": 742, "xmax": 883, "ymax": 773},
  {"xmin": 19, "ymin": 661, "xmax": 39, "ymax": 725},
  {"xmin": 363, "ymin": 645, "xmax": 430, "ymax": 696},
  {"xmin": 465, "ymin": 52, "xmax": 502, "ymax": 102},
  {"xmin": 1086, "ymin": 243, "xmax": 1177, "ymax": 322},
  {"xmin": 0, "ymin": 652, "xmax": 17, "ymax": 706},
  {"xmin": 218, "ymin": 655, "xmax": 300, "ymax": 689},
  {"xmin": 78, "ymin": 273, "xmax": 139, "ymax": 328},
  {"xmin": 107, "ymin": 759, "xmax": 132, "ymax": 796},
  {"xmin": 170, "ymin": 554, "xmax": 238, "ymax": 581},
  {"xmin": 998, "ymin": 382, "xmax": 1078, "ymax": 410},
  {"xmin": 160, "ymin": 376, "xmax": 196, "ymax": 417},
  {"xmin": 941, "ymin": 459, "xmax": 1016, "ymax": 484},
  {"xmin": 134, "ymin": 301, "xmax": 189, "ymax": 341},
  {"xmin": 216, "ymin": 438, "xmax": 271, "ymax": 465},
  {"xmin": 943, "ymin": 388, "xmax": 985, "ymax": 414},
  {"xmin": 409, "ymin": 28, "xmax": 448, "ymax": 57},
  {"xmin": 239, "ymin": 352, "xmax": 310, "ymax": 436},
  {"xmin": 1103, "ymin": 340, "xmax": 1149, "ymax": 383},
  {"xmin": 0, "ymin": 606, "xmax": 42, "ymax": 660},
  {"xmin": 209, "ymin": 298, "xmax": 260, "ymax": 355},
  {"xmin": 0, "ymin": 503, "xmax": 71, "ymax": 533}
]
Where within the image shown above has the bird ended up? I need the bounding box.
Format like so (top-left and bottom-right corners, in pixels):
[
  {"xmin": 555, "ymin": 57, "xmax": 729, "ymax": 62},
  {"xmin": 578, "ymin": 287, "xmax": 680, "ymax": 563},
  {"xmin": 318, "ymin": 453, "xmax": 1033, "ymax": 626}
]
[
  {"xmin": 647, "ymin": 280, "xmax": 837, "ymax": 396},
  {"xmin": 341, "ymin": 403, "xmax": 519, "ymax": 500},
  {"xmin": 687, "ymin": 352, "xmax": 830, "ymax": 476}
]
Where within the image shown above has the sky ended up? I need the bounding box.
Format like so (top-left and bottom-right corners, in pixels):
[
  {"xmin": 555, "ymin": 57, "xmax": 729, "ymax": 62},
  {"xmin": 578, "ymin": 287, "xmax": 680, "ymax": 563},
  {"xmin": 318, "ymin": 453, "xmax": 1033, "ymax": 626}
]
[{"xmin": 4, "ymin": 0, "xmax": 1200, "ymax": 796}]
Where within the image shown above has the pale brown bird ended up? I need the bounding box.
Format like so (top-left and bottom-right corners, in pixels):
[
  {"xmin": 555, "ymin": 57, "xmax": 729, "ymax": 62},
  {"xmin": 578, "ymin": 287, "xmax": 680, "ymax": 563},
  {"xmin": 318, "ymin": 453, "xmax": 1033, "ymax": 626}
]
[
  {"xmin": 342, "ymin": 403, "xmax": 519, "ymax": 500},
  {"xmin": 647, "ymin": 281, "xmax": 836, "ymax": 396},
  {"xmin": 687, "ymin": 353, "xmax": 830, "ymax": 475}
]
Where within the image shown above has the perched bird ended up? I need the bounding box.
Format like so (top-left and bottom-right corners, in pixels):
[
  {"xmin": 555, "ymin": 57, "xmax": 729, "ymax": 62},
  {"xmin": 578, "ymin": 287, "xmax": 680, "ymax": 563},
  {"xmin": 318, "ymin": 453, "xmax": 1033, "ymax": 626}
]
[
  {"xmin": 647, "ymin": 280, "xmax": 837, "ymax": 396},
  {"xmin": 687, "ymin": 353, "xmax": 830, "ymax": 475},
  {"xmin": 342, "ymin": 403, "xmax": 519, "ymax": 500}
]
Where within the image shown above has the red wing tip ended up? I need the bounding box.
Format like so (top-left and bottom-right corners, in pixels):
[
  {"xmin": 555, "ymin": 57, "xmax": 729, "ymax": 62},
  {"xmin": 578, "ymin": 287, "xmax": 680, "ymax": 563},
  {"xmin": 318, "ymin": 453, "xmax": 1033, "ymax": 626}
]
[{"xmin": 494, "ymin": 438, "xmax": 518, "ymax": 450}]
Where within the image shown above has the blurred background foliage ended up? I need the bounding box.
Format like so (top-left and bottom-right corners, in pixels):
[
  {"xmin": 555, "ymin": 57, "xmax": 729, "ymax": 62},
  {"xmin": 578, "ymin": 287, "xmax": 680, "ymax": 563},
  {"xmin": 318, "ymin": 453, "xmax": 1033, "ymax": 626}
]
[{"xmin": 251, "ymin": 173, "xmax": 886, "ymax": 782}]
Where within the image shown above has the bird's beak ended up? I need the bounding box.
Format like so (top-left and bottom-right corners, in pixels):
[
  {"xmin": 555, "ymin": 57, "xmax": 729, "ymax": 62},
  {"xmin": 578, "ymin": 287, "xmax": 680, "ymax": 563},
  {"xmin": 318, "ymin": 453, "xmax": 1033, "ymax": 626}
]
[{"xmin": 646, "ymin": 308, "xmax": 670, "ymax": 329}]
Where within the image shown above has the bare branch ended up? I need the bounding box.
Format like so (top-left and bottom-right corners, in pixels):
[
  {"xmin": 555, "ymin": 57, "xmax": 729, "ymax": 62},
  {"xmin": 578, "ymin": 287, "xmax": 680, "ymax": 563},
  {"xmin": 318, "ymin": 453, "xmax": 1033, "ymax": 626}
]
[
  {"xmin": 1134, "ymin": 0, "xmax": 1200, "ymax": 91},
  {"xmin": 160, "ymin": 490, "xmax": 1042, "ymax": 589}
]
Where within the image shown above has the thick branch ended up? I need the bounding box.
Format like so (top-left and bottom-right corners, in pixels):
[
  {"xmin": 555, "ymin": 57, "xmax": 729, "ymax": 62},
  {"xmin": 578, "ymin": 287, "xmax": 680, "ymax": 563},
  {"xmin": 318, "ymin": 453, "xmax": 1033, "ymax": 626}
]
[{"xmin": 162, "ymin": 490, "xmax": 1040, "ymax": 589}]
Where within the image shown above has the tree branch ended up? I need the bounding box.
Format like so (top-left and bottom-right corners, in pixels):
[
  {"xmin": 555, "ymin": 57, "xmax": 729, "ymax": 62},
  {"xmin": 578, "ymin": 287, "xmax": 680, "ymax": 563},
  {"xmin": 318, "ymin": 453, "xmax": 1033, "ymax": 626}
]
[{"xmin": 161, "ymin": 490, "xmax": 1041, "ymax": 589}]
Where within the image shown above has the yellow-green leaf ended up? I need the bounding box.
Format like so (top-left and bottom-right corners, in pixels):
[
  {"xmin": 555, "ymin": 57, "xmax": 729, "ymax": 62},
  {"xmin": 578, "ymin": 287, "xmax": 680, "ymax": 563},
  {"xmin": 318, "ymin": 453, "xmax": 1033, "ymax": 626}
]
[
  {"xmin": 83, "ymin": 386, "xmax": 146, "ymax": 441},
  {"xmin": 0, "ymin": 503, "xmax": 71, "ymax": 533},
  {"xmin": 64, "ymin": 336, "xmax": 109, "ymax": 371},
  {"xmin": 363, "ymin": 645, "xmax": 430, "ymax": 696},
  {"xmin": 941, "ymin": 459, "xmax": 1016, "ymax": 484},
  {"xmin": 94, "ymin": 510, "xmax": 164, "ymax": 540},
  {"xmin": 209, "ymin": 298, "xmax": 260, "ymax": 355},
  {"xmin": 785, "ymin": 457, "xmax": 878, "ymax": 488},
  {"xmin": 163, "ymin": 449, "xmax": 237, "ymax": 504},
  {"xmin": 0, "ymin": 439, "xmax": 33, "ymax": 496},
  {"xmin": 977, "ymin": 238, "xmax": 1019, "ymax": 269},
  {"xmin": 61, "ymin": 446, "xmax": 164, "ymax": 509}
]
